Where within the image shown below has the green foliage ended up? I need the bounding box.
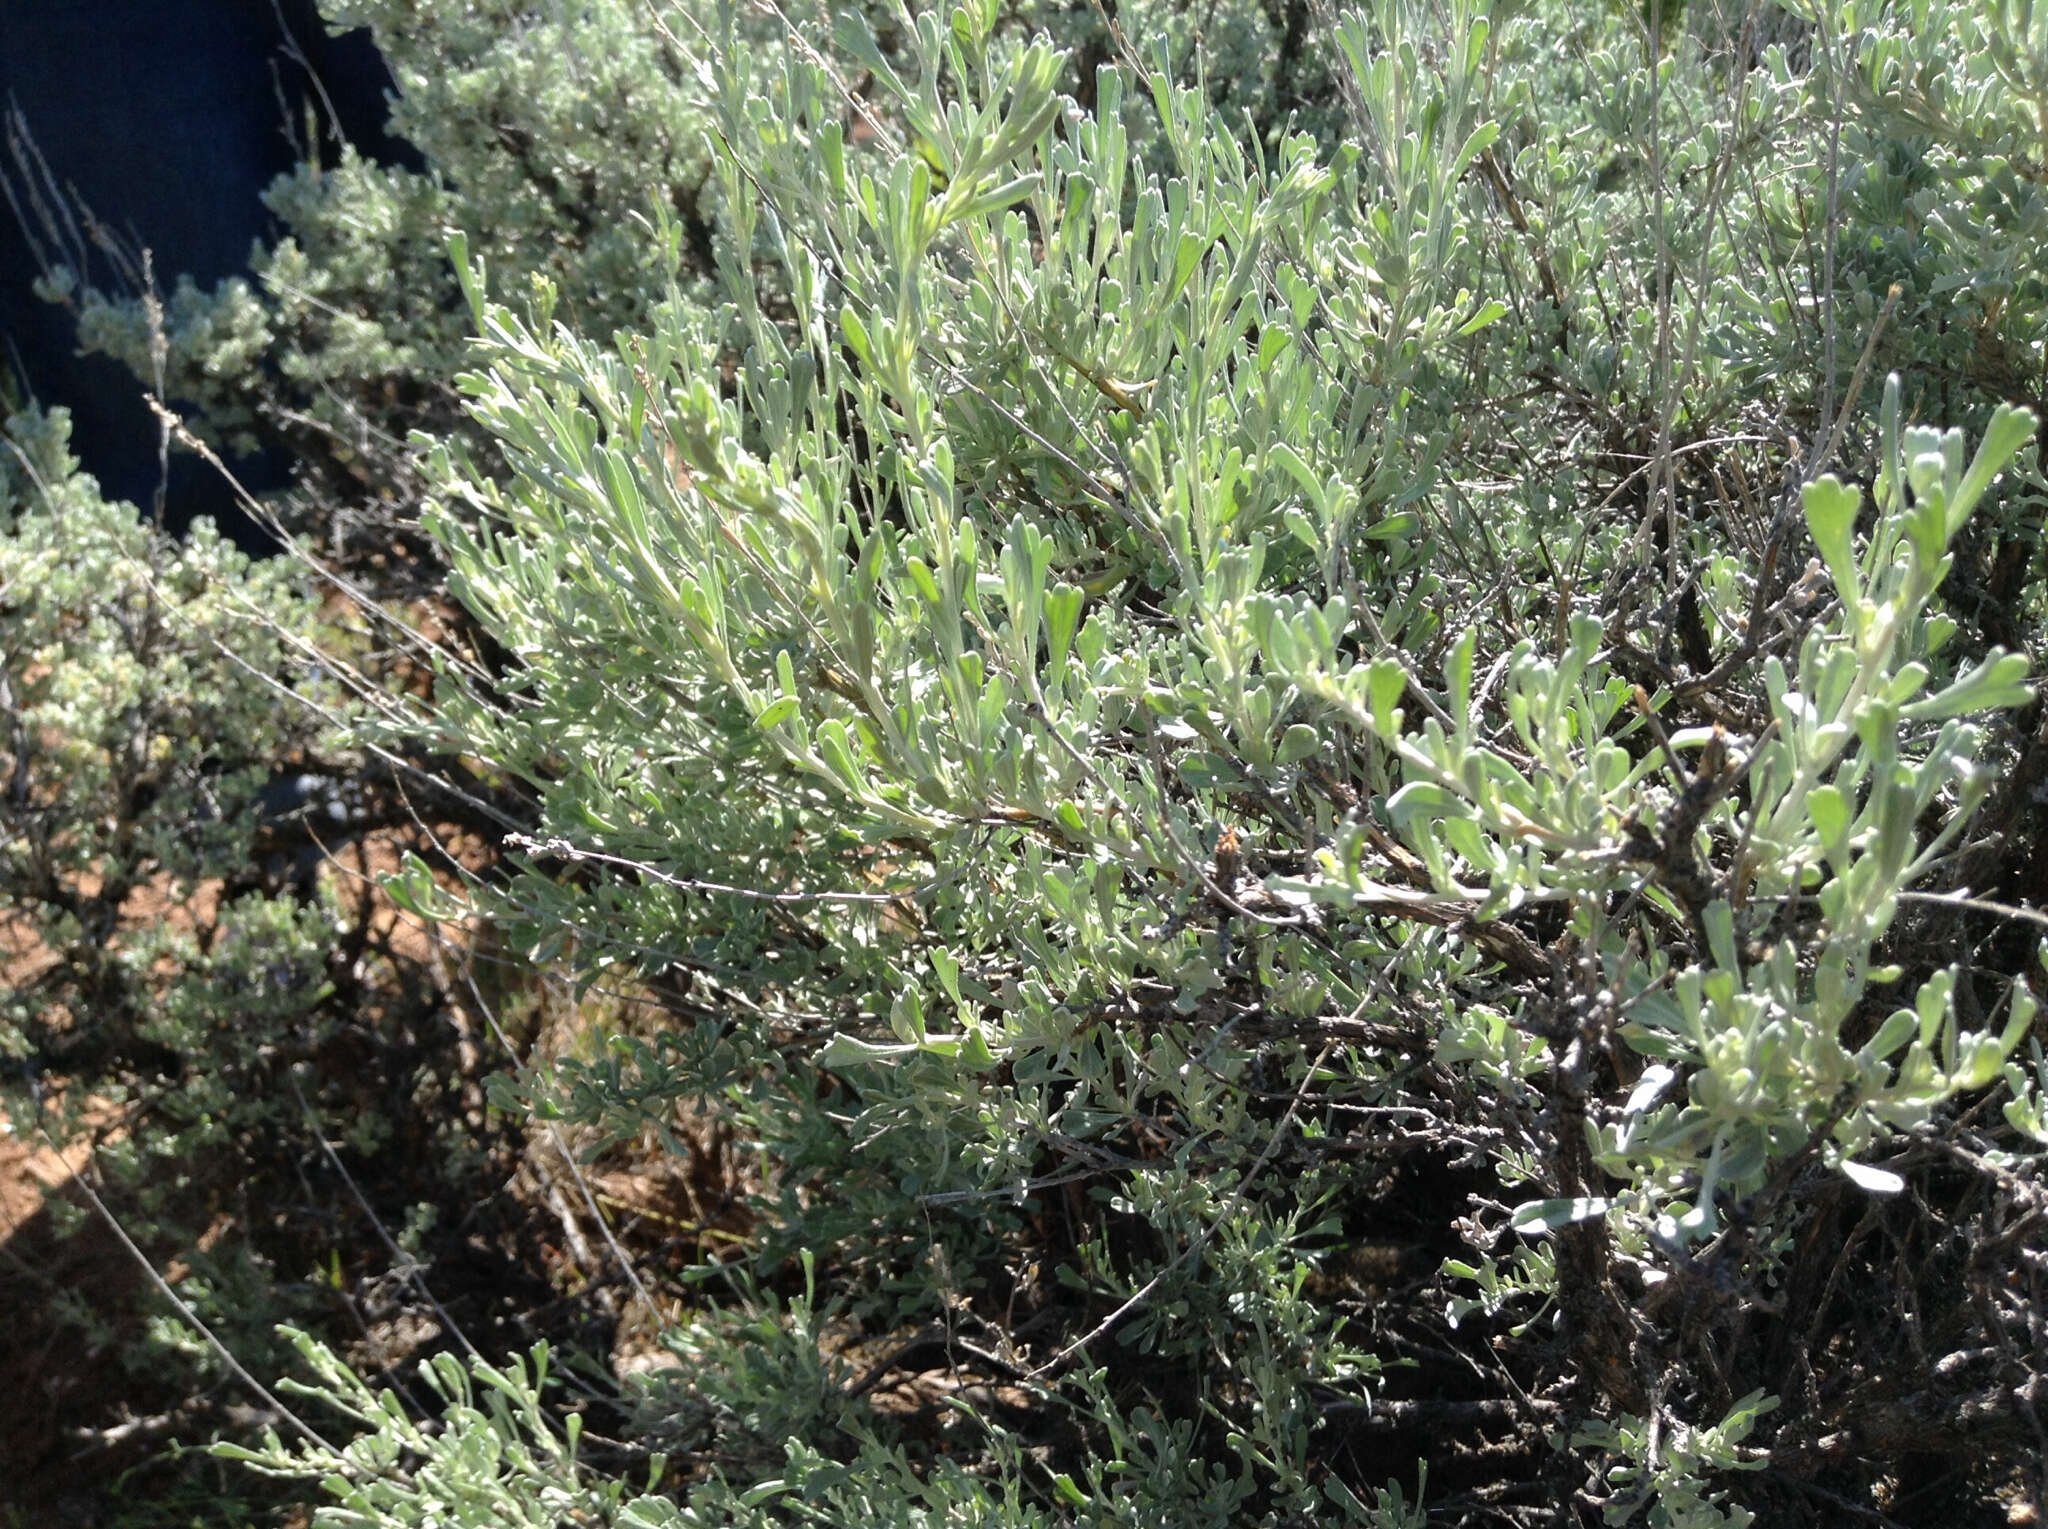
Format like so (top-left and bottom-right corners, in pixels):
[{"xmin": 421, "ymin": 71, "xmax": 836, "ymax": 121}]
[
  {"xmin": 13, "ymin": 0, "xmax": 2048, "ymax": 1523},
  {"xmin": 222, "ymin": 1327, "xmax": 643, "ymax": 1528},
  {"xmin": 1282, "ymin": 374, "xmax": 2039, "ymax": 1243},
  {"xmin": 291, "ymin": 0, "xmax": 2048, "ymax": 1519},
  {"xmin": 0, "ymin": 406, "xmax": 361, "ymax": 1473},
  {"xmin": 0, "ymin": 405, "xmax": 339, "ymax": 1087},
  {"xmin": 1572, "ymin": 1388, "xmax": 1777, "ymax": 1528},
  {"xmin": 20, "ymin": 0, "xmax": 1348, "ymax": 577}
]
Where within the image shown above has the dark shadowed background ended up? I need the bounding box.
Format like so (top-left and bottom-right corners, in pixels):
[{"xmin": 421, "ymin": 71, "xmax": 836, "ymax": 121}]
[{"xmin": 0, "ymin": 0, "xmax": 410, "ymax": 543}]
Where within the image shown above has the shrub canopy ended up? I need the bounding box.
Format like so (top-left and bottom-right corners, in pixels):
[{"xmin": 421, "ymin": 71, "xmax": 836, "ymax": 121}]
[{"xmin": 9, "ymin": 0, "xmax": 2048, "ymax": 1524}]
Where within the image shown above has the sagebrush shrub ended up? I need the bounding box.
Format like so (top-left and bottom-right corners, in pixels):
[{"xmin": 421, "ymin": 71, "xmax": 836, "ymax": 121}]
[
  {"xmin": 235, "ymin": 0, "xmax": 2048, "ymax": 1523},
  {"xmin": 11, "ymin": 0, "xmax": 2048, "ymax": 1524}
]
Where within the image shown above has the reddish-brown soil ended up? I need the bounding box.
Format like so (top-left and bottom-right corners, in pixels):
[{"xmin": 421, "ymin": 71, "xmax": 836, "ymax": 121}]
[{"xmin": 0, "ymin": 817, "xmax": 751, "ymax": 1526}]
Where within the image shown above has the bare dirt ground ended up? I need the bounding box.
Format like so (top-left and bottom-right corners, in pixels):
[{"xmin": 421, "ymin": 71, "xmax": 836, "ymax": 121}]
[
  {"xmin": 0, "ymin": 835, "xmax": 442, "ymax": 1524},
  {"xmin": 0, "ymin": 822, "xmax": 747, "ymax": 1526},
  {"xmin": 0, "ymin": 1110, "xmax": 156, "ymax": 1524},
  {"xmin": 0, "ymin": 859, "xmax": 222, "ymax": 1524}
]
